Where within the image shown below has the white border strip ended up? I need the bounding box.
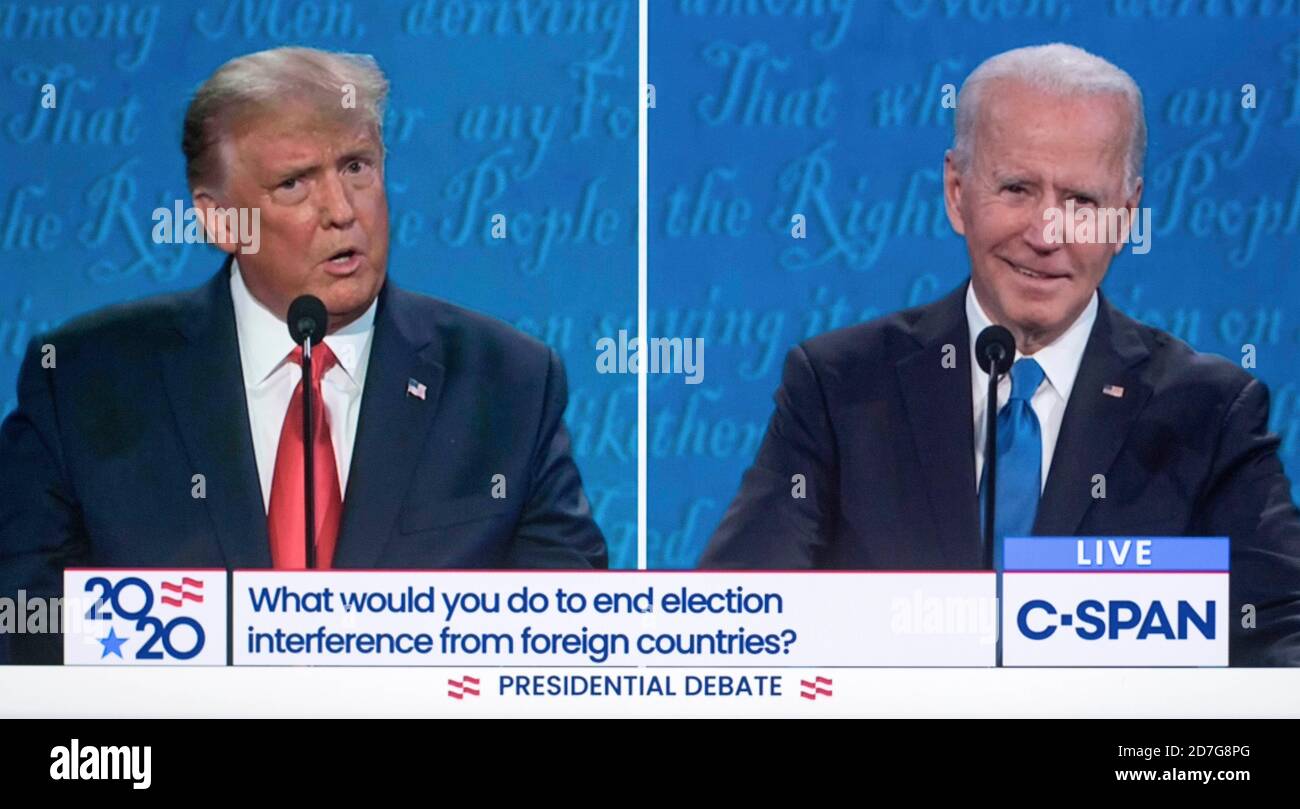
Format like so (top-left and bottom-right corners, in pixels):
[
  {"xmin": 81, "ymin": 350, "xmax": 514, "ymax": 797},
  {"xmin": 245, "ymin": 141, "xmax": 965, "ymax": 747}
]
[
  {"xmin": 637, "ymin": 0, "xmax": 648, "ymax": 571},
  {"xmin": 3, "ymin": 668, "xmax": 1298, "ymax": 718}
]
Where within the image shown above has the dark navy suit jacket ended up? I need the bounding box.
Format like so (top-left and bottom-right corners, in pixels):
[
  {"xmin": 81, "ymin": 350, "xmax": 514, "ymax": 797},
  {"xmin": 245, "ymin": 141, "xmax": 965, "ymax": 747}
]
[
  {"xmin": 702, "ymin": 281, "xmax": 1300, "ymax": 666},
  {"xmin": 0, "ymin": 260, "xmax": 607, "ymax": 663}
]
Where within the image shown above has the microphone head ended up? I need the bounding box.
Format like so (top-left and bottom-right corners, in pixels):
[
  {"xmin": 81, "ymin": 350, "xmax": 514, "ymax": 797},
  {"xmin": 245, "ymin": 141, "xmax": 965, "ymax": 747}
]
[
  {"xmin": 287, "ymin": 295, "xmax": 328, "ymax": 346},
  {"xmin": 975, "ymin": 325, "xmax": 1015, "ymax": 375}
]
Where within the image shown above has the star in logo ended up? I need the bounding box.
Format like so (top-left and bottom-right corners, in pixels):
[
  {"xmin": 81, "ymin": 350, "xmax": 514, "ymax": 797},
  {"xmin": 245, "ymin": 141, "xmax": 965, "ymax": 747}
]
[{"xmin": 98, "ymin": 627, "xmax": 128, "ymax": 659}]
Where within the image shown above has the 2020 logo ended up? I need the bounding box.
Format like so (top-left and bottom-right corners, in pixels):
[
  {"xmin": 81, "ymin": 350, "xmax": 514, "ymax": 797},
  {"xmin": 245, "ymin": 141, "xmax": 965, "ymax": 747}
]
[{"xmin": 83, "ymin": 576, "xmax": 207, "ymax": 660}]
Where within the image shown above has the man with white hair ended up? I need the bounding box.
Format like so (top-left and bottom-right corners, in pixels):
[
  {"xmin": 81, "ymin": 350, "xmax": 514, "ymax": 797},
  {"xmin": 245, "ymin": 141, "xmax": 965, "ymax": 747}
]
[
  {"xmin": 0, "ymin": 47, "xmax": 608, "ymax": 663},
  {"xmin": 702, "ymin": 44, "xmax": 1300, "ymax": 666}
]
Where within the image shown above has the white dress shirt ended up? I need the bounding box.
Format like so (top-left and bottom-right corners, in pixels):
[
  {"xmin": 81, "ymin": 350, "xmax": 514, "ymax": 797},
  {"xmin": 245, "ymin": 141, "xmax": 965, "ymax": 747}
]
[
  {"xmin": 968, "ymin": 283, "xmax": 1098, "ymax": 494},
  {"xmin": 229, "ymin": 260, "xmax": 377, "ymax": 513}
]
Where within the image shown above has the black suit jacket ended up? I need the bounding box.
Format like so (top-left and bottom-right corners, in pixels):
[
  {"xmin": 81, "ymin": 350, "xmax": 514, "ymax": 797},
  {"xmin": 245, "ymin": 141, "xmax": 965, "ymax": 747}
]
[
  {"xmin": 702, "ymin": 280, "xmax": 1300, "ymax": 666},
  {"xmin": 0, "ymin": 260, "xmax": 607, "ymax": 663}
]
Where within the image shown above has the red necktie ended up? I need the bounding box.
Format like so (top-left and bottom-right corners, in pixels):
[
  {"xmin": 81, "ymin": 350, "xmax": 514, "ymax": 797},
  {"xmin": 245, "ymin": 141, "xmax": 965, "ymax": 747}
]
[{"xmin": 268, "ymin": 342, "xmax": 342, "ymax": 569}]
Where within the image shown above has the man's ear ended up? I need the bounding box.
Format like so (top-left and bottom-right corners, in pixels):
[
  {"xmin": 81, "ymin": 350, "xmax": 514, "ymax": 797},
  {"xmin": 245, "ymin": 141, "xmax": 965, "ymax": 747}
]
[
  {"xmin": 191, "ymin": 189, "xmax": 239, "ymax": 256},
  {"xmin": 1112, "ymin": 176, "xmax": 1144, "ymax": 257},
  {"xmin": 943, "ymin": 150, "xmax": 966, "ymax": 237}
]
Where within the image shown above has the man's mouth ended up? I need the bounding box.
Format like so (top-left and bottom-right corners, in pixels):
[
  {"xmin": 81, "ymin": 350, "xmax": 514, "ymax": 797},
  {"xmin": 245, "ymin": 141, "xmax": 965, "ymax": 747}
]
[
  {"xmin": 1003, "ymin": 258, "xmax": 1066, "ymax": 282},
  {"xmin": 327, "ymin": 248, "xmax": 358, "ymax": 264},
  {"xmin": 322, "ymin": 248, "xmax": 363, "ymax": 276}
]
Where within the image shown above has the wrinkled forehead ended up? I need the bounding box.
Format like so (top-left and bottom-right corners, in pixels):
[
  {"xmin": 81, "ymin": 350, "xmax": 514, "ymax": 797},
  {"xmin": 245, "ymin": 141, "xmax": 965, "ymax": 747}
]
[
  {"xmin": 219, "ymin": 99, "xmax": 383, "ymax": 178},
  {"xmin": 973, "ymin": 79, "xmax": 1132, "ymax": 176}
]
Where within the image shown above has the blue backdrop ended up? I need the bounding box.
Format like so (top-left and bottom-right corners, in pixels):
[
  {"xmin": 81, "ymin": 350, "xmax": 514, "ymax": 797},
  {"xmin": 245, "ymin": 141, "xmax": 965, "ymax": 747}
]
[
  {"xmin": 648, "ymin": 1, "xmax": 1300, "ymax": 567},
  {"xmin": 0, "ymin": 0, "xmax": 638, "ymax": 564}
]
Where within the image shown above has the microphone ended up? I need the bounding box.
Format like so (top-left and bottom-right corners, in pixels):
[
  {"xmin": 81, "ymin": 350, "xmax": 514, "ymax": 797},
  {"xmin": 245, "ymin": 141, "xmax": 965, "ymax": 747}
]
[
  {"xmin": 288, "ymin": 295, "xmax": 327, "ymax": 347},
  {"xmin": 975, "ymin": 325, "xmax": 1015, "ymax": 573},
  {"xmin": 975, "ymin": 325, "xmax": 1015, "ymax": 375},
  {"xmin": 286, "ymin": 295, "xmax": 328, "ymax": 569}
]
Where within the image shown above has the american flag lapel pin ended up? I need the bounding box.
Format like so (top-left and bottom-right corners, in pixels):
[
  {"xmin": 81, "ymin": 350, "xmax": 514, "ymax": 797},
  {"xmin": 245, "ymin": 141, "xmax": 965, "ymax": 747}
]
[
  {"xmin": 406, "ymin": 377, "xmax": 427, "ymax": 400},
  {"xmin": 1102, "ymin": 384, "xmax": 1125, "ymax": 398}
]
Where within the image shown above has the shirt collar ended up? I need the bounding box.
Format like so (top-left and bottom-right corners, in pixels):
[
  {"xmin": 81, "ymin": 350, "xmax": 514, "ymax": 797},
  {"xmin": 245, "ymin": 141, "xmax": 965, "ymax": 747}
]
[
  {"xmin": 230, "ymin": 259, "xmax": 377, "ymax": 388},
  {"xmin": 966, "ymin": 280, "xmax": 1098, "ymax": 403}
]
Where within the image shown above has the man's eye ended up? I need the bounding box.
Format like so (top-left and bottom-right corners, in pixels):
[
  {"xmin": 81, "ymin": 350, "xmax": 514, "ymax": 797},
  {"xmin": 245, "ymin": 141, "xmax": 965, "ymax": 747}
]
[
  {"xmin": 1073, "ymin": 195, "xmax": 1097, "ymax": 206},
  {"xmin": 1003, "ymin": 184, "xmax": 1026, "ymax": 194},
  {"xmin": 279, "ymin": 176, "xmax": 299, "ymax": 190},
  {"xmin": 346, "ymin": 160, "xmax": 364, "ymax": 173}
]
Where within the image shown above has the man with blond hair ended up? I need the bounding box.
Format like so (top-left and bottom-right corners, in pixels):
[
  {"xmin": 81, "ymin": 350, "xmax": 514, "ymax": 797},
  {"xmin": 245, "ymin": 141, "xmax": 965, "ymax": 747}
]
[{"xmin": 0, "ymin": 47, "xmax": 607, "ymax": 663}]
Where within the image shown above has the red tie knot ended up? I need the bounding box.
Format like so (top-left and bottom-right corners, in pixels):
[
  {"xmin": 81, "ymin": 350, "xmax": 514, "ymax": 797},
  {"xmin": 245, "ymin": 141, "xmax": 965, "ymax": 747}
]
[{"xmin": 288, "ymin": 341, "xmax": 338, "ymax": 385}]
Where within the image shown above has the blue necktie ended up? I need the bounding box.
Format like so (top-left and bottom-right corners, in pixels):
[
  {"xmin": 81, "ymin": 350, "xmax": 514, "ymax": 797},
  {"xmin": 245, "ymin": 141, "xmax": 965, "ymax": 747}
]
[{"xmin": 980, "ymin": 357, "xmax": 1045, "ymax": 569}]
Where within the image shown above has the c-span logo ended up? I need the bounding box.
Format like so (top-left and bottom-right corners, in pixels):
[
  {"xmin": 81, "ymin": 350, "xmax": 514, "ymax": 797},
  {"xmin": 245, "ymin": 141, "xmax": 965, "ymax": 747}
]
[
  {"xmin": 1000, "ymin": 538, "xmax": 1229, "ymax": 667},
  {"xmin": 63, "ymin": 570, "xmax": 228, "ymax": 665}
]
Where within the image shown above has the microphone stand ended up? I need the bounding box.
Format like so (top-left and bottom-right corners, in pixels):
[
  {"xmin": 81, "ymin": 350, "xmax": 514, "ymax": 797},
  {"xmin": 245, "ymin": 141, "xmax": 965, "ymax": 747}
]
[
  {"xmin": 301, "ymin": 337, "xmax": 316, "ymax": 570},
  {"xmin": 982, "ymin": 344, "xmax": 1003, "ymax": 570},
  {"xmin": 287, "ymin": 294, "xmax": 328, "ymax": 571},
  {"xmin": 982, "ymin": 342, "xmax": 1007, "ymax": 667}
]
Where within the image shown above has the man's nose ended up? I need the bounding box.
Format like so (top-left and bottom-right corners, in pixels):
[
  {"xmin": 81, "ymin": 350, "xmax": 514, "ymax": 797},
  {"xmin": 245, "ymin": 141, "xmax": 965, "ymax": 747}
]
[
  {"xmin": 317, "ymin": 172, "xmax": 357, "ymax": 228},
  {"xmin": 1022, "ymin": 193, "xmax": 1065, "ymax": 254}
]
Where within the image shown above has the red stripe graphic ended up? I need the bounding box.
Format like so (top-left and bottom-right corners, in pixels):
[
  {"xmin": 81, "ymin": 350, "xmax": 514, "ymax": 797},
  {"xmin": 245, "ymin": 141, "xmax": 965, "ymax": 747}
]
[
  {"xmin": 799, "ymin": 677, "xmax": 833, "ymax": 700},
  {"xmin": 161, "ymin": 593, "xmax": 205, "ymax": 606},
  {"xmin": 448, "ymin": 677, "xmax": 481, "ymax": 699},
  {"xmin": 161, "ymin": 592, "xmax": 205, "ymax": 607},
  {"xmin": 161, "ymin": 578, "xmax": 205, "ymax": 592},
  {"xmin": 161, "ymin": 579, "xmax": 205, "ymax": 607}
]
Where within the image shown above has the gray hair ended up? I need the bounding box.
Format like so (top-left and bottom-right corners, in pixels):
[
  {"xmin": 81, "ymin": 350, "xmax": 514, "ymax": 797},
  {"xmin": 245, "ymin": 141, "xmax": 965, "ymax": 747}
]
[
  {"xmin": 952, "ymin": 43, "xmax": 1146, "ymax": 195},
  {"xmin": 182, "ymin": 46, "xmax": 390, "ymax": 190}
]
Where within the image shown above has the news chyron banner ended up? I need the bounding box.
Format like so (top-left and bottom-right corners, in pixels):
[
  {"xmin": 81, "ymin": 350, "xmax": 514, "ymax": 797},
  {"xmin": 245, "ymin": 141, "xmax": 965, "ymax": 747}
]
[
  {"xmin": 231, "ymin": 572, "xmax": 997, "ymax": 666},
  {"xmin": 62, "ymin": 570, "xmax": 228, "ymax": 666},
  {"xmin": 59, "ymin": 540, "xmax": 1231, "ymax": 669},
  {"xmin": 61, "ymin": 570, "xmax": 998, "ymax": 666},
  {"xmin": 1002, "ymin": 538, "xmax": 1230, "ymax": 666}
]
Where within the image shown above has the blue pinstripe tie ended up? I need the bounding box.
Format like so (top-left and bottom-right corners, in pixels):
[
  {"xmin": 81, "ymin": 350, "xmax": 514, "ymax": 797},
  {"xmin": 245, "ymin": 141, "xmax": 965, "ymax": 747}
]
[{"xmin": 980, "ymin": 358, "xmax": 1045, "ymax": 569}]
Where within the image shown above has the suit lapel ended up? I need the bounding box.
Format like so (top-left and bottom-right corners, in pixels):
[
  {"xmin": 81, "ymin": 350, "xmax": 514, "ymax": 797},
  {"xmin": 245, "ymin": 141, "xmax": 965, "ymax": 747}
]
[
  {"xmin": 331, "ymin": 283, "xmax": 445, "ymax": 569},
  {"xmin": 159, "ymin": 257, "xmax": 271, "ymax": 567},
  {"xmin": 895, "ymin": 282, "xmax": 982, "ymax": 566},
  {"xmin": 1034, "ymin": 292, "xmax": 1152, "ymax": 535}
]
